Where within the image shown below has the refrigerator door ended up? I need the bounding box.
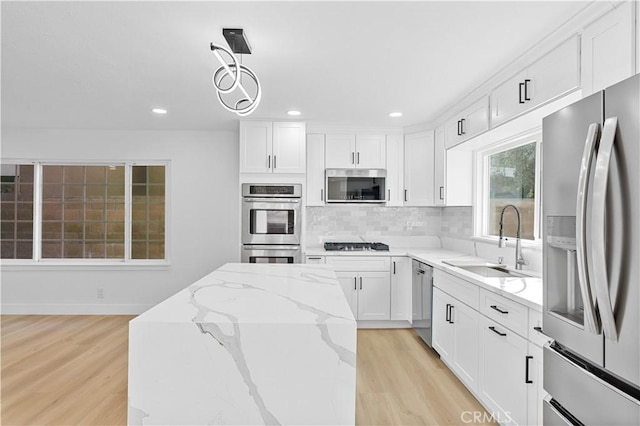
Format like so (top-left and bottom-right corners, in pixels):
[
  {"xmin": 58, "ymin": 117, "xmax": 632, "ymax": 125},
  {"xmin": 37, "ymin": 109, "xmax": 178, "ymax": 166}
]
[
  {"xmin": 542, "ymin": 92, "xmax": 604, "ymax": 366},
  {"xmin": 601, "ymin": 74, "xmax": 640, "ymax": 387}
]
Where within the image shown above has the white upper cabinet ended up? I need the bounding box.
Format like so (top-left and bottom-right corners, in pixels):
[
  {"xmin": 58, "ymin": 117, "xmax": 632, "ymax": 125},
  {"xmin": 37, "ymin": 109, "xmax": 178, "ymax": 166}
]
[
  {"xmin": 325, "ymin": 134, "xmax": 356, "ymax": 168},
  {"xmin": 445, "ymin": 97, "xmax": 490, "ymax": 148},
  {"xmin": 239, "ymin": 121, "xmax": 273, "ymax": 173},
  {"xmin": 325, "ymin": 134, "xmax": 386, "ymax": 169},
  {"xmin": 240, "ymin": 121, "xmax": 305, "ymax": 174},
  {"xmin": 355, "ymin": 134, "xmax": 386, "ymax": 168},
  {"xmin": 404, "ymin": 131, "xmax": 435, "ymax": 206},
  {"xmin": 272, "ymin": 122, "xmax": 306, "ymax": 173},
  {"xmin": 581, "ymin": 1, "xmax": 636, "ymax": 96},
  {"xmin": 385, "ymin": 134, "xmax": 404, "ymax": 206},
  {"xmin": 491, "ymin": 36, "xmax": 579, "ymax": 127},
  {"xmin": 433, "ymin": 126, "xmax": 446, "ymax": 206},
  {"xmin": 306, "ymin": 133, "xmax": 325, "ymax": 206}
]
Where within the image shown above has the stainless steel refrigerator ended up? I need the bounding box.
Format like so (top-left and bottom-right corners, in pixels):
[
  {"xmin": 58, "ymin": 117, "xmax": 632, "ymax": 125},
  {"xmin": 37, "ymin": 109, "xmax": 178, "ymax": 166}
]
[{"xmin": 542, "ymin": 73, "xmax": 640, "ymax": 425}]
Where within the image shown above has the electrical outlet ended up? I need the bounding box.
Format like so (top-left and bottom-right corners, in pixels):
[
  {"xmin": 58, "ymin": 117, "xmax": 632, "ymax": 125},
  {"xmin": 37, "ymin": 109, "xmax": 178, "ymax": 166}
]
[{"xmin": 97, "ymin": 288, "xmax": 104, "ymax": 299}]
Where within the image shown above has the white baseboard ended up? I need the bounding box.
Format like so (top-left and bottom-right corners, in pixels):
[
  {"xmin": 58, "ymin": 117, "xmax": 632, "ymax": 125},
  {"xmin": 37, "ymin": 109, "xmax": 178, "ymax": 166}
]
[
  {"xmin": 1, "ymin": 303, "xmax": 152, "ymax": 315},
  {"xmin": 357, "ymin": 320, "xmax": 412, "ymax": 329}
]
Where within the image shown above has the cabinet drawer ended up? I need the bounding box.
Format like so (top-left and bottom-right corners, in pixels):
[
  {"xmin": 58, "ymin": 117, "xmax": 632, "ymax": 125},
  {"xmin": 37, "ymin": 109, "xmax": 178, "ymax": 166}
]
[
  {"xmin": 433, "ymin": 269, "xmax": 479, "ymax": 310},
  {"xmin": 528, "ymin": 308, "xmax": 552, "ymax": 348},
  {"xmin": 325, "ymin": 256, "xmax": 391, "ymax": 271},
  {"xmin": 480, "ymin": 289, "xmax": 528, "ymax": 337}
]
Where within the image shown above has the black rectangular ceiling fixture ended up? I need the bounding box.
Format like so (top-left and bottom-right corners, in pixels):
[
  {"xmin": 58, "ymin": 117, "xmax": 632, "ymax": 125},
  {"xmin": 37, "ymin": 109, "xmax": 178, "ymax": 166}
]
[{"xmin": 223, "ymin": 28, "xmax": 252, "ymax": 54}]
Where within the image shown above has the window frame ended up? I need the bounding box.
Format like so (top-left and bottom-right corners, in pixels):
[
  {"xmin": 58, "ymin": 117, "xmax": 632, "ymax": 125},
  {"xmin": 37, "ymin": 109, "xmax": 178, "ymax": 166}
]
[
  {"xmin": 0, "ymin": 159, "xmax": 170, "ymax": 267},
  {"xmin": 473, "ymin": 130, "xmax": 542, "ymax": 247}
]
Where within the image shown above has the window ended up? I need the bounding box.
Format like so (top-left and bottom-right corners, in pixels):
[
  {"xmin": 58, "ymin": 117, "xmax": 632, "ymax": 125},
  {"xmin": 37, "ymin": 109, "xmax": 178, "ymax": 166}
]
[
  {"xmin": 477, "ymin": 136, "xmax": 540, "ymax": 242},
  {"xmin": 0, "ymin": 162, "xmax": 167, "ymax": 262}
]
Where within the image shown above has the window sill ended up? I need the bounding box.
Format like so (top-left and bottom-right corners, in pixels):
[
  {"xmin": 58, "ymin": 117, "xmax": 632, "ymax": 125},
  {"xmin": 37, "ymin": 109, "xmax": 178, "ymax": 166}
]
[
  {"xmin": 471, "ymin": 236, "xmax": 542, "ymax": 250},
  {"xmin": 0, "ymin": 260, "xmax": 170, "ymax": 271}
]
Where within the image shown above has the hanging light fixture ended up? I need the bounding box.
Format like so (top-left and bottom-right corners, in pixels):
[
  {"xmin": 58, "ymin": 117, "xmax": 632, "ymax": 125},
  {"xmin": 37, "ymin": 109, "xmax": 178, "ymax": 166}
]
[{"xmin": 210, "ymin": 28, "xmax": 261, "ymax": 116}]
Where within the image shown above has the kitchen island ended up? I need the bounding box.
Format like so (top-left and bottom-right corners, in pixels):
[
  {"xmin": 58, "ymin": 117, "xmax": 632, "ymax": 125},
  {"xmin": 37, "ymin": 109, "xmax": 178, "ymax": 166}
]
[{"xmin": 128, "ymin": 263, "xmax": 356, "ymax": 426}]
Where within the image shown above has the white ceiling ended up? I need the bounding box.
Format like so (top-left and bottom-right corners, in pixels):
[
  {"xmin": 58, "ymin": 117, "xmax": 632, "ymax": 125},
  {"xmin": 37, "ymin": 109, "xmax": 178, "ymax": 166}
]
[{"xmin": 1, "ymin": 1, "xmax": 591, "ymax": 132}]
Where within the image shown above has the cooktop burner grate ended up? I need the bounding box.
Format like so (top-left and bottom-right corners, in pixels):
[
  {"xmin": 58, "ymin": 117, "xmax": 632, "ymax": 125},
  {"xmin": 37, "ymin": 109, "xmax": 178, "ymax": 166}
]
[{"xmin": 324, "ymin": 242, "xmax": 389, "ymax": 251}]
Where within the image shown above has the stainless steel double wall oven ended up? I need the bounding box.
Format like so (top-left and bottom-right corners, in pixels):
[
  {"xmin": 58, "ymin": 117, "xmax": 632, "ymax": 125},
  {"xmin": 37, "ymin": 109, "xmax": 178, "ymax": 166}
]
[{"xmin": 241, "ymin": 183, "xmax": 302, "ymax": 263}]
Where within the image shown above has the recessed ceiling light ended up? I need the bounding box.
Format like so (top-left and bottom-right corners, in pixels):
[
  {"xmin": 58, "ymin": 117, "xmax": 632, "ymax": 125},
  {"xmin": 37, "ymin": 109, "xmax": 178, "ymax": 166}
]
[
  {"xmin": 287, "ymin": 110, "xmax": 302, "ymax": 116},
  {"xmin": 388, "ymin": 112, "xmax": 403, "ymax": 118},
  {"xmin": 152, "ymin": 108, "xmax": 168, "ymax": 114}
]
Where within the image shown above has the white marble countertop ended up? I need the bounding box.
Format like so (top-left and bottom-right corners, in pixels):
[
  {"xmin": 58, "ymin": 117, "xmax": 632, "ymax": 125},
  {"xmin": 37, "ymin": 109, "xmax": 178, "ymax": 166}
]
[
  {"xmin": 305, "ymin": 246, "xmax": 543, "ymax": 311},
  {"xmin": 129, "ymin": 263, "xmax": 357, "ymax": 425}
]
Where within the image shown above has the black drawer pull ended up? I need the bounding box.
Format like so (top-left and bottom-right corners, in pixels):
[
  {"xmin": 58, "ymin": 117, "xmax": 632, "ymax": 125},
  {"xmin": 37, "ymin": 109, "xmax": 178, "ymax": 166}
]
[
  {"xmin": 525, "ymin": 355, "xmax": 533, "ymax": 384},
  {"xmin": 490, "ymin": 305, "xmax": 509, "ymax": 314},
  {"xmin": 533, "ymin": 326, "xmax": 543, "ymax": 334},
  {"xmin": 489, "ymin": 326, "xmax": 506, "ymax": 336},
  {"xmin": 448, "ymin": 305, "xmax": 454, "ymax": 324},
  {"xmin": 445, "ymin": 303, "xmax": 451, "ymax": 322}
]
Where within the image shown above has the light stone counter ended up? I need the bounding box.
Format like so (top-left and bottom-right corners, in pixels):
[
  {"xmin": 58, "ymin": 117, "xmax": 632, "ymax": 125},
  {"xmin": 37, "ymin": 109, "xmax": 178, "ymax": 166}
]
[{"xmin": 128, "ymin": 263, "xmax": 357, "ymax": 426}]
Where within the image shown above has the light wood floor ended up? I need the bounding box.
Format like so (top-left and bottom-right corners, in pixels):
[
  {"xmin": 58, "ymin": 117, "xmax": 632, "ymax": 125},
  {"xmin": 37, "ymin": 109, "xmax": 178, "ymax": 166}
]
[{"xmin": 1, "ymin": 316, "xmax": 493, "ymax": 425}]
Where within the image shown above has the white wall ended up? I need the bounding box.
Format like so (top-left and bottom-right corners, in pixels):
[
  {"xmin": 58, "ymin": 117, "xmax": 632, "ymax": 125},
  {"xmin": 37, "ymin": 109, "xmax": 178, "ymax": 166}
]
[{"xmin": 1, "ymin": 128, "xmax": 240, "ymax": 314}]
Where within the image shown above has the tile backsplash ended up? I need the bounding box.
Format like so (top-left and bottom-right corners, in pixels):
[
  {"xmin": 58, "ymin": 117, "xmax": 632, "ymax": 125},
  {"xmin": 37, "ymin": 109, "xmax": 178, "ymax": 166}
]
[
  {"xmin": 306, "ymin": 205, "xmax": 441, "ymax": 243},
  {"xmin": 440, "ymin": 206, "xmax": 473, "ymax": 238}
]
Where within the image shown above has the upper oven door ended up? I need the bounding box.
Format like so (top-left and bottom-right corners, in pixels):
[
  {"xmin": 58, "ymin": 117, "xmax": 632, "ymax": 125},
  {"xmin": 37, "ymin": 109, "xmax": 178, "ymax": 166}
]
[{"xmin": 242, "ymin": 198, "xmax": 301, "ymax": 244}]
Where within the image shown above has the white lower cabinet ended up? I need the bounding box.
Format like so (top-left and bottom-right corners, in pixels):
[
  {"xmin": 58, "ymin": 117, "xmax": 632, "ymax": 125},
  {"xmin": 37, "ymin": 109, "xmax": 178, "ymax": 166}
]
[
  {"xmin": 434, "ymin": 270, "xmax": 545, "ymax": 426},
  {"xmin": 478, "ymin": 315, "xmax": 529, "ymax": 425},
  {"xmin": 390, "ymin": 256, "xmax": 411, "ymax": 320},
  {"xmin": 432, "ymin": 287, "xmax": 480, "ymax": 392}
]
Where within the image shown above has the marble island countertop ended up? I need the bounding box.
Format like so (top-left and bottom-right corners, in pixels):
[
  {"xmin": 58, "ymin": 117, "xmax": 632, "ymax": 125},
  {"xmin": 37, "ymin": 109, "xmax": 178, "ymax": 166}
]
[
  {"xmin": 305, "ymin": 246, "xmax": 543, "ymax": 311},
  {"xmin": 128, "ymin": 263, "xmax": 357, "ymax": 426}
]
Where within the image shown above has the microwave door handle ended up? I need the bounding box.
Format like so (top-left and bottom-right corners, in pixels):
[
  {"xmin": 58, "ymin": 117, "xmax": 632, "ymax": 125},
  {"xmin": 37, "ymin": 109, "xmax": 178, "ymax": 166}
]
[
  {"xmin": 590, "ymin": 117, "xmax": 619, "ymax": 341},
  {"xmin": 575, "ymin": 122, "xmax": 601, "ymax": 334}
]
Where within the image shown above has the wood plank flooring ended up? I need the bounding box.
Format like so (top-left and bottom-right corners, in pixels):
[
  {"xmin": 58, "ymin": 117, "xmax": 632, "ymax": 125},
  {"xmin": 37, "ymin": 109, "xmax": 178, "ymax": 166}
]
[{"xmin": 1, "ymin": 316, "xmax": 493, "ymax": 425}]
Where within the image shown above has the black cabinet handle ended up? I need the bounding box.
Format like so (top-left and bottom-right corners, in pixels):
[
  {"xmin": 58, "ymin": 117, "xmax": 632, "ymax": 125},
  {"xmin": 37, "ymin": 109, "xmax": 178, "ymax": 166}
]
[
  {"xmin": 490, "ymin": 305, "xmax": 509, "ymax": 314},
  {"xmin": 320, "ymin": 189, "xmax": 324, "ymax": 201},
  {"xmin": 457, "ymin": 120, "xmax": 462, "ymax": 136},
  {"xmin": 387, "ymin": 189, "xmax": 390, "ymax": 201},
  {"xmin": 351, "ymin": 152, "xmax": 355, "ymax": 164},
  {"xmin": 448, "ymin": 305, "xmax": 454, "ymax": 324},
  {"xmin": 359, "ymin": 276, "xmax": 363, "ymax": 290},
  {"xmin": 533, "ymin": 326, "xmax": 544, "ymax": 334},
  {"xmin": 460, "ymin": 118, "xmax": 466, "ymax": 135},
  {"xmin": 273, "ymin": 155, "xmax": 277, "ymax": 169},
  {"xmin": 445, "ymin": 303, "xmax": 451, "ymax": 322},
  {"xmin": 308, "ymin": 257, "xmax": 322, "ymax": 260},
  {"xmin": 268, "ymin": 155, "xmax": 271, "ymax": 169},
  {"xmin": 357, "ymin": 152, "xmax": 360, "ymax": 165},
  {"xmin": 519, "ymin": 82, "xmax": 525, "ymax": 104},
  {"xmin": 393, "ymin": 261, "xmax": 396, "ymax": 275},
  {"xmin": 524, "ymin": 79, "xmax": 531, "ymax": 101},
  {"xmin": 404, "ymin": 189, "xmax": 408, "ymax": 202},
  {"xmin": 354, "ymin": 277, "xmax": 357, "ymax": 290},
  {"xmin": 525, "ymin": 355, "xmax": 533, "ymax": 384},
  {"xmin": 439, "ymin": 186, "xmax": 444, "ymax": 200},
  {"xmin": 489, "ymin": 326, "xmax": 507, "ymax": 336}
]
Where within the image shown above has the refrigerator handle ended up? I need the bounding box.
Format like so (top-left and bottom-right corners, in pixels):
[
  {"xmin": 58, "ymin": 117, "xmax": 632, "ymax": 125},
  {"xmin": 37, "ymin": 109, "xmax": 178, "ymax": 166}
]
[
  {"xmin": 590, "ymin": 117, "xmax": 619, "ymax": 341},
  {"xmin": 575, "ymin": 122, "xmax": 601, "ymax": 334}
]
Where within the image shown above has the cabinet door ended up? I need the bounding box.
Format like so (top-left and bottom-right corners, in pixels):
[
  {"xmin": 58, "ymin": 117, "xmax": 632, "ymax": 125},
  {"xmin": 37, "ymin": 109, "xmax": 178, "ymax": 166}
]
[
  {"xmin": 239, "ymin": 121, "xmax": 273, "ymax": 173},
  {"xmin": 385, "ymin": 134, "xmax": 404, "ymax": 206},
  {"xmin": 445, "ymin": 149, "xmax": 473, "ymax": 206},
  {"xmin": 306, "ymin": 134, "xmax": 325, "ymax": 206},
  {"xmin": 490, "ymin": 71, "xmax": 527, "ymax": 129},
  {"xmin": 450, "ymin": 301, "xmax": 480, "ymax": 392},
  {"xmin": 336, "ymin": 271, "xmax": 358, "ymax": 318},
  {"xmin": 357, "ymin": 271, "xmax": 391, "ymax": 321},
  {"xmin": 390, "ymin": 257, "xmax": 411, "ymax": 321},
  {"xmin": 433, "ymin": 126, "xmax": 446, "ymax": 206},
  {"xmin": 581, "ymin": 2, "xmax": 635, "ymax": 96},
  {"xmin": 526, "ymin": 35, "xmax": 579, "ymax": 110},
  {"xmin": 444, "ymin": 116, "xmax": 464, "ymax": 149},
  {"xmin": 272, "ymin": 122, "xmax": 306, "ymax": 174},
  {"xmin": 526, "ymin": 343, "xmax": 545, "ymax": 426},
  {"xmin": 479, "ymin": 315, "xmax": 529, "ymax": 426},
  {"xmin": 432, "ymin": 288, "xmax": 454, "ymax": 362},
  {"xmin": 404, "ymin": 131, "xmax": 435, "ymax": 206},
  {"xmin": 461, "ymin": 97, "xmax": 489, "ymax": 141},
  {"xmin": 355, "ymin": 134, "xmax": 386, "ymax": 169},
  {"xmin": 325, "ymin": 134, "xmax": 356, "ymax": 168}
]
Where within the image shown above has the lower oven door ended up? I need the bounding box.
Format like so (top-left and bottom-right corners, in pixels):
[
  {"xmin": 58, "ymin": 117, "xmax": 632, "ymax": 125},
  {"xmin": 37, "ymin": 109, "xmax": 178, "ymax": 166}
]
[{"xmin": 241, "ymin": 245, "xmax": 302, "ymax": 264}]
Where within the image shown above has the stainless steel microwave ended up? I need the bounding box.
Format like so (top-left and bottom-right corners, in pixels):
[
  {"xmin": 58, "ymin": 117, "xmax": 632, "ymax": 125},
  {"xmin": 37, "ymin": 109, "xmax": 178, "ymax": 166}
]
[{"xmin": 325, "ymin": 169, "xmax": 386, "ymax": 203}]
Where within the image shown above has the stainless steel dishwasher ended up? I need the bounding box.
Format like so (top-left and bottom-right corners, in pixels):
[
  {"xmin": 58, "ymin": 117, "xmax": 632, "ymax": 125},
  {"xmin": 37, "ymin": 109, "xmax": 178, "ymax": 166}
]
[{"xmin": 412, "ymin": 260, "xmax": 433, "ymax": 347}]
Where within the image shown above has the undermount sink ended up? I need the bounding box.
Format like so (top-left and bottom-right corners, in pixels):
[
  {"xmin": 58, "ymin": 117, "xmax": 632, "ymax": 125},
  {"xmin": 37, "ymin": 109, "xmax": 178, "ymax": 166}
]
[{"xmin": 442, "ymin": 260, "xmax": 528, "ymax": 278}]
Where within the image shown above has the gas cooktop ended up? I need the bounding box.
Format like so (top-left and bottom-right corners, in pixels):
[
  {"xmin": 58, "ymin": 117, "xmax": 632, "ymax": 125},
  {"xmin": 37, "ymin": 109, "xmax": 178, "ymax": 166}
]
[{"xmin": 324, "ymin": 242, "xmax": 390, "ymax": 251}]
